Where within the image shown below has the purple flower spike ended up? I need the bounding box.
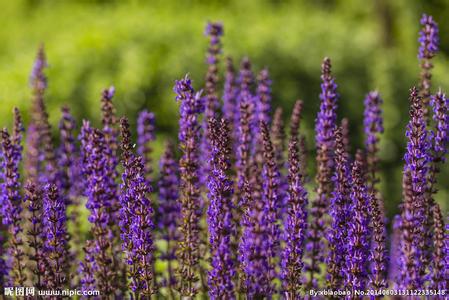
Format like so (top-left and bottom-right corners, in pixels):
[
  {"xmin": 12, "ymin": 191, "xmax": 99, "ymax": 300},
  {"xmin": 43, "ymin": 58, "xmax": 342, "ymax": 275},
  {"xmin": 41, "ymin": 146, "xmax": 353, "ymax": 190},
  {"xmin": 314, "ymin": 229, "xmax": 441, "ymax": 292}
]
[
  {"xmin": 421, "ymin": 90, "xmax": 448, "ymax": 278},
  {"xmin": 120, "ymin": 117, "xmax": 156, "ymax": 297},
  {"xmin": 157, "ymin": 141, "xmax": 180, "ymax": 294},
  {"xmin": 418, "ymin": 14, "xmax": 439, "ymax": 112},
  {"xmin": 363, "ymin": 91, "xmax": 388, "ymax": 290},
  {"xmin": 79, "ymin": 121, "xmax": 116, "ymax": 295},
  {"xmin": 12, "ymin": 108, "xmax": 24, "ymax": 155},
  {"xmin": 239, "ymin": 180, "xmax": 273, "ymax": 298},
  {"xmin": 222, "ymin": 57, "xmax": 238, "ymax": 137},
  {"xmin": 201, "ymin": 22, "xmax": 224, "ymax": 188},
  {"xmin": 206, "ymin": 118, "xmax": 235, "ymax": 299},
  {"xmin": 256, "ymin": 68, "xmax": 272, "ymax": 126},
  {"xmin": 389, "ymin": 215, "xmax": 402, "ymax": 286},
  {"xmin": 30, "ymin": 45, "xmax": 48, "ymax": 92},
  {"xmin": 204, "ymin": 22, "xmax": 223, "ymax": 66},
  {"xmin": 289, "ymin": 100, "xmax": 304, "ymax": 139},
  {"xmin": 236, "ymin": 100, "xmax": 252, "ymax": 210},
  {"xmin": 271, "ymin": 107, "xmax": 287, "ymax": 217},
  {"xmin": 137, "ymin": 110, "xmax": 156, "ymax": 184},
  {"xmin": 418, "ymin": 14, "xmax": 439, "ymax": 60},
  {"xmin": 58, "ymin": 106, "xmax": 80, "ymax": 202},
  {"xmin": 174, "ymin": 75, "xmax": 202, "ymax": 297},
  {"xmin": 1, "ymin": 128, "xmax": 26, "ymax": 286},
  {"xmin": 28, "ymin": 46, "xmax": 57, "ymax": 185},
  {"xmin": 100, "ymin": 86, "xmax": 119, "ymax": 169},
  {"xmin": 237, "ymin": 58, "xmax": 257, "ymax": 151},
  {"xmin": 260, "ymin": 120, "xmax": 282, "ymax": 287},
  {"xmin": 430, "ymin": 90, "xmax": 449, "ymax": 162},
  {"xmin": 307, "ymin": 57, "xmax": 338, "ymax": 288},
  {"xmin": 429, "ymin": 204, "xmax": 447, "ymax": 291},
  {"xmin": 326, "ymin": 127, "xmax": 352, "ymax": 290},
  {"xmin": 42, "ymin": 183, "xmax": 68, "ymax": 289},
  {"xmin": 364, "ymin": 91, "xmax": 384, "ymax": 156},
  {"xmin": 347, "ymin": 150, "xmax": 372, "ymax": 292},
  {"xmin": 79, "ymin": 241, "xmax": 96, "ymax": 293},
  {"xmin": 400, "ymin": 87, "xmax": 431, "ymax": 289},
  {"xmin": 281, "ymin": 132, "xmax": 308, "ymax": 299},
  {"xmin": 24, "ymin": 181, "xmax": 45, "ymax": 289}
]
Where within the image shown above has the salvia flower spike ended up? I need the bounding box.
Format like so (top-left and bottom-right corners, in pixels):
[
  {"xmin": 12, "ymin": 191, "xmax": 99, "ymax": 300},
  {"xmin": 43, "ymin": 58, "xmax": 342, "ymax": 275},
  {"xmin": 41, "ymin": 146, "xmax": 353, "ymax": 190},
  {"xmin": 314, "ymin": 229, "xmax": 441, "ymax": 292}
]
[
  {"xmin": 206, "ymin": 118, "xmax": 235, "ymax": 299},
  {"xmin": 157, "ymin": 141, "xmax": 180, "ymax": 294},
  {"xmin": 42, "ymin": 183, "xmax": 68, "ymax": 289},
  {"xmin": 307, "ymin": 57, "xmax": 339, "ymax": 288},
  {"xmin": 281, "ymin": 130, "xmax": 308, "ymax": 299},
  {"xmin": 174, "ymin": 75, "xmax": 203, "ymax": 297},
  {"xmin": 347, "ymin": 150, "xmax": 372, "ymax": 292},
  {"xmin": 418, "ymin": 14, "xmax": 439, "ymax": 109},
  {"xmin": 120, "ymin": 117, "xmax": 156, "ymax": 296},
  {"xmin": 429, "ymin": 204, "xmax": 447, "ymax": 291},
  {"xmin": 326, "ymin": 126, "xmax": 352, "ymax": 290},
  {"xmin": 79, "ymin": 121, "xmax": 116, "ymax": 295},
  {"xmin": 24, "ymin": 181, "xmax": 45, "ymax": 289},
  {"xmin": 1, "ymin": 128, "xmax": 26, "ymax": 286},
  {"xmin": 201, "ymin": 22, "xmax": 223, "ymax": 187},
  {"xmin": 137, "ymin": 109, "xmax": 156, "ymax": 184},
  {"xmin": 400, "ymin": 87, "xmax": 431, "ymax": 289}
]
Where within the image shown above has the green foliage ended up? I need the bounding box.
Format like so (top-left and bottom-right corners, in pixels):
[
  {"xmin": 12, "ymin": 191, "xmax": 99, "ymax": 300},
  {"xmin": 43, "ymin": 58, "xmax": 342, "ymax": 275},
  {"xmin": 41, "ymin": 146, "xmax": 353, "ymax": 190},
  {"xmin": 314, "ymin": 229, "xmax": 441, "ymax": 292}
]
[{"xmin": 0, "ymin": 0, "xmax": 447, "ymax": 217}]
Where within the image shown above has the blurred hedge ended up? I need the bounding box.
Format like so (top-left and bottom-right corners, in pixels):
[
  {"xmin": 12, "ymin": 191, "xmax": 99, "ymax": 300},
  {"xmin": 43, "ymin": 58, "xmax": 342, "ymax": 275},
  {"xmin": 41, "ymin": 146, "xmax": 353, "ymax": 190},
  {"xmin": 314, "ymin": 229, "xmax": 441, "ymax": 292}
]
[{"xmin": 0, "ymin": 0, "xmax": 447, "ymax": 218}]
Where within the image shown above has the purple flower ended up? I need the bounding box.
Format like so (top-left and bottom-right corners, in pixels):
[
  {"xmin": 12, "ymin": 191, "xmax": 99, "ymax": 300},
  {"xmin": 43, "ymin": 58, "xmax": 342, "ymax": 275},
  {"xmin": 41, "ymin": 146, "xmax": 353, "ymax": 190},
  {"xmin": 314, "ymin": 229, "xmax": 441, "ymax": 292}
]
[
  {"xmin": 24, "ymin": 124, "xmax": 39, "ymax": 182},
  {"xmin": 307, "ymin": 57, "xmax": 338, "ymax": 288},
  {"xmin": 1, "ymin": 128, "xmax": 26, "ymax": 286},
  {"xmin": 120, "ymin": 117, "xmax": 156, "ymax": 296},
  {"xmin": 204, "ymin": 22, "xmax": 224, "ymax": 66},
  {"xmin": 236, "ymin": 100, "xmax": 251, "ymax": 210},
  {"xmin": 430, "ymin": 90, "xmax": 449, "ymax": 162},
  {"xmin": 239, "ymin": 180, "xmax": 273, "ymax": 297},
  {"xmin": 364, "ymin": 91, "xmax": 384, "ymax": 153},
  {"xmin": 418, "ymin": 14, "xmax": 439, "ymax": 60},
  {"xmin": 237, "ymin": 58, "xmax": 258, "ymax": 152},
  {"xmin": 79, "ymin": 241, "xmax": 96, "ymax": 293},
  {"xmin": 157, "ymin": 141, "xmax": 180, "ymax": 293},
  {"xmin": 363, "ymin": 91, "xmax": 388, "ymax": 290},
  {"xmin": 400, "ymin": 87, "xmax": 431, "ymax": 289},
  {"xmin": 30, "ymin": 45, "xmax": 47, "ymax": 91},
  {"xmin": 315, "ymin": 57, "xmax": 339, "ymax": 149},
  {"xmin": 346, "ymin": 151, "xmax": 372, "ymax": 292},
  {"xmin": 418, "ymin": 14, "xmax": 439, "ymax": 111},
  {"xmin": 326, "ymin": 127, "xmax": 352, "ymax": 290},
  {"xmin": 256, "ymin": 68, "xmax": 272, "ymax": 126},
  {"xmin": 281, "ymin": 134, "xmax": 308, "ymax": 299},
  {"xmin": 222, "ymin": 57, "xmax": 238, "ymax": 136},
  {"xmin": 173, "ymin": 75, "xmax": 203, "ymax": 297},
  {"xmin": 260, "ymin": 121, "xmax": 282, "ymax": 290},
  {"xmin": 137, "ymin": 109, "xmax": 156, "ymax": 184},
  {"xmin": 429, "ymin": 204, "xmax": 447, "ymax": 291},
  {"xmin": 42, "ymin": 183, "xmax": 68, "ymax": 289},
  {"xmin": 368, "ymin": 185, "xmax": 388, "ymax": 291},
  {"xmin": 24, "ymin": 181, "xmax": 45, "ymax": 289},
  {"xmin": 271, "ymin": 107, "xmax": 287, "ymax": 217},
  {"xmin": 0, "ymin": 229, "xmax": 6, "ymax": 288},
  {"xmin": 58, "ymin": 106, "xmax": 80, "ymax": 202},
  {"xmin": 206, "ymin": 118, "xmax": 235, "ymax": 299},
  {"xmin": 289, "ymin": 100, "xmax": 304, "ymax": 139},
  {"xmin": 29, "ymin": 47, "xmax": 57, "ymax": 185},
  {"xmin": 12, "ymin": 108, "xmax": 24, "ymax": 157},
  {"xmin": 99, "ymin": 86, "xmax": 120, "ymax": 209},
  {"xmin": 79, "ymin": 121, "xmax": 116, "ymax": 295},
  {"xmin": 201, "ymin": 22, "xmax": 223, "ymax": 186},
  {"xmin": 389, "ymin": 215, "xmax": 402, "ymax": 285}
]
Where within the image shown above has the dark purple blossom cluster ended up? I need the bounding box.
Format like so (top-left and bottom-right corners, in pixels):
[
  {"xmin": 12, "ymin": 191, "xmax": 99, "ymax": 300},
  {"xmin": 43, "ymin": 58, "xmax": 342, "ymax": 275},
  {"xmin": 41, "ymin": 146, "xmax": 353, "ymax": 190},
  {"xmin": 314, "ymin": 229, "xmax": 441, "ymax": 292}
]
[{"xmin": 0, "ymin": 14, "xmax": 447, "ymax": 300}]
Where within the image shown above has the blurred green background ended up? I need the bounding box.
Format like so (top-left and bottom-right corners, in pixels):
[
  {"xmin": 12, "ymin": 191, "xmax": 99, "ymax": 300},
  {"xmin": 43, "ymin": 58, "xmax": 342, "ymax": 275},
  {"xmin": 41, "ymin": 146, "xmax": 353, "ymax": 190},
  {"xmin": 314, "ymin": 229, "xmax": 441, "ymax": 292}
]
[{"xmin": 0, "ymin": 0, "xmax": 447, "ymax": 219}]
